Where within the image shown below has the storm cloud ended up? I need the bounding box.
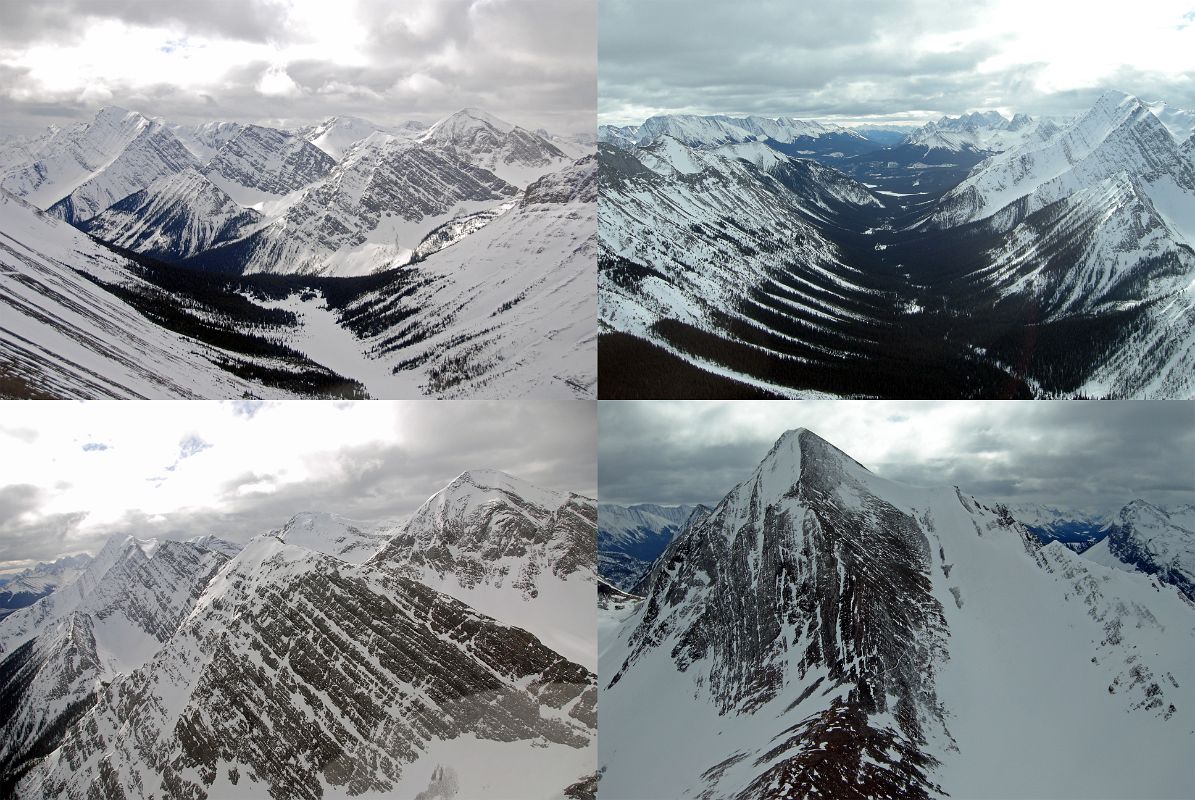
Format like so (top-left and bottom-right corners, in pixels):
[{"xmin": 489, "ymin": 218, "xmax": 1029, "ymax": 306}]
[
  {"xmin": 599, "ymin": 0, "xmax": 1195, "ymax": 125},
  {"xmin": 0, "ymin": 401, "xmax": 596, "ymax": 572},
  {"xmin": 0, "ymin": 0, "xmax": 595, "ymax": 136},
  {"xmin": 598, "ymin": 401, "xmax": 1195, "ymax": 514}
]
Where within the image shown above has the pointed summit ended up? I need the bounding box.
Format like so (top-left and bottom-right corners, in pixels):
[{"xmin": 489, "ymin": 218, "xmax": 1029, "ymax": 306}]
[
  {"xmin": 93, "ymin": 105, "xmax": 139, "ymax": 123},
  {"xmin": 427, "ymin": 107, "xmax": 516, "ymax": 137},
  {"xmin": 750, "ymin": 427, "xmax": 872, "ymax": 497}
]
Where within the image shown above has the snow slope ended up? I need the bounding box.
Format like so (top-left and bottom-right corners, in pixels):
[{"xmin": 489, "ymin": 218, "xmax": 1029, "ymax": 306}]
[
  {"xmin": 0, "ymin": 190, "xmax": 296, "ymax": 398},
  {"xmin": 319, "ymin": 155, "xmax": 597, "ymax": 397},
  {"xmin": 300, "ymin": 115, "xmax": 395, "ymax": 160},
  {"xmin": 274, "ymin": 511, "xmax": 392, "ymax": 564}
]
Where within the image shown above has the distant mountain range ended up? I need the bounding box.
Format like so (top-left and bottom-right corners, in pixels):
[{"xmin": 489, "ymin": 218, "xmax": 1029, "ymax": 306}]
[
  {"xmin": 0, "ymin": 107, "xmax": 596, "ymax": 399},
  {"xmin": 598, "ymin": 429, "xmax": 1194, "ymax": 799},
  {"xmin": 599, "ymin": 91, "xmax": 1195, "ymax": 398},
  {"xmin": 0, "ymin": 554, "xmax": 93, "ymax": 621},
  {"xmin": 597, "ymin": 502, "xmax": 706, "ymax": 589},
  {"xmin": 0, "ymin": 470, "xmax": 597, "ymax": 799}
]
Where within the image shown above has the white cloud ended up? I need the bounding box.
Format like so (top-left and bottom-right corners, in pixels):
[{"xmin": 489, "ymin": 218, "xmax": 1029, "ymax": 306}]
[
  {"xmin": 0, "ymin": 0, "xmax": 595, "ymax": 135},
  {"xmin": 0, "ymin": 400, "xmax": 596, "ymax": 566},
  {"xmin": 597, "ymin": 400, "xmax": 1195, "ymax": 514},
  {"xmin": 599, "ymin": 0, "xmax": 1195, "ymax": 125}
]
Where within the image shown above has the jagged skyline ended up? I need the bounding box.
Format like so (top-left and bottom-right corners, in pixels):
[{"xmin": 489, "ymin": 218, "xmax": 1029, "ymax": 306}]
[{"xmin": 0, "ymin": 400, "xmax": 596, "ymax": 573}]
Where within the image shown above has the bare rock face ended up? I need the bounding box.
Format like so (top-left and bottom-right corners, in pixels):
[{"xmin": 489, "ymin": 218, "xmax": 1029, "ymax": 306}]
[
  {"xmin": 522, "ymin": 155, "xmax": 597, "ymax": 206},
  {"xmin": 374, "ymin": 469, "xmax": 597, "ymax": 592},
  {"xmin": 202, "ymin": 124, "xmax": 336, "ymax": 198}
]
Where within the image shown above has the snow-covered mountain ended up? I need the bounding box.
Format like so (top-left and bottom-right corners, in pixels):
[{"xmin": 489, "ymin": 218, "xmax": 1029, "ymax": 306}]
[
  {"xmin": 929, "ymin": 91, "xmax": 1195, "ymax": 397},
  {"xmin": 1083, "ymin": 500, "xmax": 1195, "ymax": 600},
  {"xmin": 0, "ymin": 106, "xmax": 596, "ymax": 398},
  {"xmin": 903, "ymin": 110, "xmax": 1051, "ymax": 154},
  {"xmin": 932, "ymin": 91, "xmax": 1195, "ymax": 236},
  {"xmin": 166, "ymin": 121, "xmax": 244, "ymax": 163},
  {"xmin": 201, "ymin": 123, "xmax": 336, "ymax": 206},
  {"xmin": 0, "ymin": 190, "xmax": 353, "ymax": 399},
  {"xmin": 3, "ymin": 472, "xmax": 597, "ymax": 799},
  {"xmin": 418, "ymin": 108, "xmax": 572, "ymax": 187},
  {"xmin": 0, "ymin": 554, "xmax": 93, "ymax": 621},
  {"xmin": 600, "ymin": 135, "xmax": 901, "ymax": 397},
  {"xmin": 0, "ymin": 536, "xmax": 232, "ymax": 790},
  {"xmin": 299, "ymin": 115, "xmax": 395, "ymax": 160},
  {"xmin": 614, "ymin": 114, "xmax": 876, "ymax": 160},
  {"xmin": 600, "ymin": 429, "xmax": 1193, "ymax": 799},
  {"xmin": 1144, "ymin": 100, "xmax": 1195, "ymax": 142},
  {"xmin": 1007, "ymin": 502, "xmax": 1113, "ymax": 550},
  {"xmin": 189, "ymin": 133, "xmax": 517, "ymax": 277},
  {"xmin": 597, "ymin": 503, "xmax": 702, "ymax": 590},
  {"xmin": 372, "ymin": 469, "xmax": 597, "ymax": 669},
  {"xmin": 80, "ymin": 168, "xmax": 264, "ymax": 260},
  {"xmin": 600, "ymin": 93, "xmax": 1195, "ymax": 399},
  {"xmin": 0, "ymin": 108, "xmax": 199, "ymax": 224},
  {"xmin": 273, "ymin": 511, "xmax": 392, "ymax": 564},
  {"xmin": 293, "ymin": 154, "xmax": 596, "ymax": 398}
]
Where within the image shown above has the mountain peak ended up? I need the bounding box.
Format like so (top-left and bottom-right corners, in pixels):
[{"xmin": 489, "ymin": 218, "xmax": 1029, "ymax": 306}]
[
  {"xmin": 94, "ymin": 105, "xmax": 137, "ymax": 122},
  {"xmin": 437, "ymin": 107, "xmax": 516, "ymax": 134},
  {"xmin": 438, "ymin": 468, "xmax": 567, "ymax": 508},
  {"xmin": 743, "ymin": 428, "xmax": 874, "ymax": 499},
  {"xmin": 762, "ymin": 427, "xmax": 858, "ymax": 467},
  {"xmin": 1091, "ymin": 89, "xmax": 1144, "ymax": 118}
]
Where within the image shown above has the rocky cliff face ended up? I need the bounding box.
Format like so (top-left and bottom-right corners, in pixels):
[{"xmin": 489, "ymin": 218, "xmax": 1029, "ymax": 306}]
[
  {"xmin": 22, "ymin": 538, "xmax": 595, "ymax": 800},
  {"xmin": 372, "ymin": 470, "xmax": 597, "ymax": 668},
  {"xmin": 202, "ymin": 124, "xmax": 336, "ymax": 201},
  {"xmin": 1083, "ymin": 500, "xmax": 1195, "ymax": 600}
]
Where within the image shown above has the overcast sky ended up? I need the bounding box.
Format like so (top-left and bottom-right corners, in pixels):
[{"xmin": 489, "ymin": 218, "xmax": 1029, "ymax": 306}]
[
  {"xmin": 598, "ymin": 401, "xmax": 1195, "ymax": 513},
  {"xmin": 0, "ymin": 0, "xmax": 595, "ymax": 137},
  {"xmin": 0, "ymin": 400, "xmax": 595, "ymax": 575},
  {"xmin": 600, "ymin": 0, "xmax": 1195, "ymax": 126}
]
